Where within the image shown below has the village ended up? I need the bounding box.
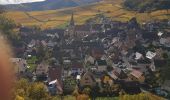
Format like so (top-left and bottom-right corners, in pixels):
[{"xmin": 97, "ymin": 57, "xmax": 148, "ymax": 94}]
[{"xmin": 11, "ymin": 13, "xmax": 170, "ymax": 98}]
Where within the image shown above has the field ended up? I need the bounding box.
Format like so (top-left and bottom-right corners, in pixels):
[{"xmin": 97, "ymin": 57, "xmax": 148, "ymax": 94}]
[{"xmin": 4, "ymin": 0, "xmax": 170, "ymax": 29}]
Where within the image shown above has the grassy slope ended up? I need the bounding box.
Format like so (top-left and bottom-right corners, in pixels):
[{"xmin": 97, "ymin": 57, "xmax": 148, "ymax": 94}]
[{"xmin": 4, "ymin": 0, "xmax": 170, "ymax": 29}]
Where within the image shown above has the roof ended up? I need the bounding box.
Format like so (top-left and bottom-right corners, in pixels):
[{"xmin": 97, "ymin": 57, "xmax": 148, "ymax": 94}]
[
  {"xmin": 135, "ymin": 52, "xmax": 143, "ymax": 60},
  {"xmin": 146, "ymin": 51, "xmax": 156, "ymax": 59},
  {"xmin": 82, "ymin": 71, "xmax": 96, "ymax": 82},
  {"xmin": 137, "ymin": 59, "xmax": 151, "ymax": 64},
  {"xmin": 48, "ymin": 67, "xmax": 62, "ymax": 85},
  {"xmin": 70, "ymin": 12, "xmax": 75, "ymax": 26},
  {"xmin": 91, "ymin": 24, "xmax": 102, "ymax": 31},
  {"xmin": 36, "ymin": 63, "xmax": 48, "ymax": 75},
  {"xmin": 130, "ymin": 69, "xmax": 143, "ymax": 78},
  {"xmin": 104, "ymin": 24, "xmax": 112, "ymax": 29},
  {"xmin": 10, "ymin": 58, "xmax": 27, "ymax": 73},
  {"xmin": 71, "ymin": 62, "xmax": 84, "ymax": 69},
  {"xmin": 49, "ymin": 79, "xmax": 57, "ymax": 85},
  {"xmin": 95, "ymin": 59, "xmax": 107, "ymax": 66},
  {"xmin": 108, "ymin": 71, "xmax": 118, "ymax": 80},
  {"xmin": 158, "ymin": 31, "xmax": 164, "ymax": 36},
  {"xmin": 114, "ymin": 67, "xmax": 122, "ymax": 74},
  {"xmin": 75, "ymin": 25, "xmax": 91, "ymax": 31},
  {"xmin": 10, "ymin": 58, "xmax": 22, "ymax": 62}
]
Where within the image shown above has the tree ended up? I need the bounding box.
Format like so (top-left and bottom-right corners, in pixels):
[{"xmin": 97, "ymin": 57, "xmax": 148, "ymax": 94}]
[
  {"xmin": 0, "ymin": 14, "xmax": 20, "ymax": 46},
  {"xmin": 36, "ymin": 43, "xmax": 47, "ymax": 62},
  {"xmin": 77, "ymin": 94, "xmax": 90, "ymax": 100},
  {"xmin": 162, "ymin": 52, "xmax": 168, "ymax": 59},
  {"xmin": 83, "ymin": 87, "xmax": 91, "ymax": 95},
  {"xmin": 119, "ymin": 93, "xmax": 164, "ymax": 100},
  {"xmin": 14, "ymin": 79, "xmax": 50, "ymax": 100},
  {"xmin": 28, "ymin": 83, "xmax": 49, "ymax": 100},
  {"xmin": 63, "ymin": 77, "xmax": 77, "ymax": 94},
  {"xmin": 15, "ymin": 95, "xmax": 24, "ymax": 100}
]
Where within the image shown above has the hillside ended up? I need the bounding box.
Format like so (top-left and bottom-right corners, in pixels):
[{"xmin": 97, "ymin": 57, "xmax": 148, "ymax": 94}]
[
  {"xmin": 3, "ymin": 0, "xmax": 101, "ymax": 11},
  {"xmin": 4, "ymin": 0, "xmax": 170, "ymax": 29},
  {"xmin": 124, "ymin": 0, "xmax": 170, "ymax": 12}
]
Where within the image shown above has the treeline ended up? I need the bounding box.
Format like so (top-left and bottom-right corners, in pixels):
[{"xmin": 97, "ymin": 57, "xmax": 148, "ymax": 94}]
[{"xmin": 123, "ymin": 0, "xmax": 170, "ymax": 12}]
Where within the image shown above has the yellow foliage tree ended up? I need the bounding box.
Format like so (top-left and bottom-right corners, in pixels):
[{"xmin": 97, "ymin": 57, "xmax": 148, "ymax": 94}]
[
  {"xmin": 15, "ymin": 95, "xmax": 25, "ymax": 100},
  {"xmin": 119, "ymin": 93, "xmax": 164, "ymax": 100},
  {"xmin": 14, "ymin": 79, "xmax": 50, "ymax": 100},
  {"xmin": 77, "ymin": 94, "xmax": 90, "ymax": 100}
]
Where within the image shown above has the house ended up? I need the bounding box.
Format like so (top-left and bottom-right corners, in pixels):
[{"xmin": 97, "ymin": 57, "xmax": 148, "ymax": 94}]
[
  {"xmin": 113, "ymin": 67, "xmax": 127, "ymax": 79},
  {"xmin": 41, "ymin": 40, "xmax": 47, "ymax": 47},
  {"xmin": 47, "ymin": 40, "xmax": 56, "ymax": 48},
  {"xmin": 158, "ymin": 32, "xmax": 164, "ymax": 37},
  {"xmin": 10, "ymin": 58, "xmax": 27, "ymax": 73},
  {"xmin": 91, "ymin": 47, "xmax": 104, "ymax": 59},
  {"xmin": 95, "ymin": 59, "xmax": 107, "ymax": 72},
  {"xmin": 84, "ymin": 55, "xmax": 95, "ymax": 65},
  {"xmin": 80, "ymin": 71, "xmax": 96, "ymax": 88},
  {"xmin": 108, "ymin": 71, "xmax": 118, "ymax": 80},
  {"xmin": 160, "ymin": 37, "xmax": 170, "ymax": 47},
  {"xmin": 35, "ymin": 63, "xmax": 49, "ymax": 76},
  {"xmin": 91, "ymin": 24, "xmax": 103, "ymax": 33},
  {"xmin": 28, "ymin": 40, "xmax": 36, "ymax": 48},
  {"xmin": 70, "ymin": 62, "xmax": 84, "ymax": 75},
  {"xmin": 65, "ymin": 13, "xmax": 92, "ymax": 38},
  {"xmin": 48, "ymin": 79, "xmax": 63, "ymax": 95},
  {"xmin": 74, "ymin": 25, "xmax": 91, "ymax": 38},
  {"xmin": 63, "ymin": 59, "xmax": 71, "ymax": 65},
  {"xmin": 48, "ymin": 67, "xmax": 62, "ymax": 87},
  {"xmin": 129, "ymin": 69, "xmax": 145, "ymax": 83},
  {"xmin": 154, "ymin": 48, "xmax": 165, "ymax": 60},
  {"xmin": 146, "ymin": 51, "xmax": 156, "ymax": 59},
  {"xmin": 14, "ymin": 47, "xmax": 25, "ymax": 57},
  {"xmin": 135, "ymin": 52, "xmax": 143, "ymax": 60}
]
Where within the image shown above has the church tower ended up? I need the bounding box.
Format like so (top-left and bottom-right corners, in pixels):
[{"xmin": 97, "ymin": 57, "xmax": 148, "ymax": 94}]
[
  {"xmin": 65, "ymin": 12, "xmax": 75, "ymax": 38},
  {"xmin": 70, "ymin": 12, "xmax": 75, "ymax": 26}
]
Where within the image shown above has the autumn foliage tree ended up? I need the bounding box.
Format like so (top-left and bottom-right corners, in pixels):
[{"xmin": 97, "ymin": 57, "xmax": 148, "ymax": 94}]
[
  {"xmin": 119, "ymin": 93, "xmax": 164, "ymax": 100},
  {"xmin": 14, "ymin": 79, "xmax": 50, "ymax": 100}
]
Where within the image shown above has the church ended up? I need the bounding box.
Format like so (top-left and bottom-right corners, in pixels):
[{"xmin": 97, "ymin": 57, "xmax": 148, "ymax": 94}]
[
  {"xmin": 64, "ymin": 13, "xmax": 92, "ymax": 39},
  {"xmin": 64, "ymin": 12, "xmax": 115, "ymax": 39}
]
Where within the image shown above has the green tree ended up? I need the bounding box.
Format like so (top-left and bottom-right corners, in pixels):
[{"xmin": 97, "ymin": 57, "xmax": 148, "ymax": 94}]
[{"xmin": 162, "ymin": 52, "xmax": 169, "ymax": 59}]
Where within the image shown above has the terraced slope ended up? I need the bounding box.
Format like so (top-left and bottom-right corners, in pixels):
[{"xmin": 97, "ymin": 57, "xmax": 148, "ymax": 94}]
[{"xmin": 4, "ymin": 0, "xmax": 170, "ymax": 29}]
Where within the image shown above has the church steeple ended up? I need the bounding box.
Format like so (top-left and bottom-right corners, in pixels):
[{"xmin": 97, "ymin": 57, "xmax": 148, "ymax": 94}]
[{"xmin": 69, "ymin": 12, "xmax": 75, "ymax": 26}]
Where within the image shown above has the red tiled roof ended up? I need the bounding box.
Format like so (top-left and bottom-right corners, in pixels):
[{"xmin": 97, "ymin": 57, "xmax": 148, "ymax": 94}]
[
  {"xmin": 130, "ymin": 70, "xmax": 143, "ymax": 78},
  {"xmin": 48, "ymin": 67, "xmax": 62, "ymax": 85},
  {"xmin": 71, "ymin": 63, "xmax": 84, "ymax": 69}
]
